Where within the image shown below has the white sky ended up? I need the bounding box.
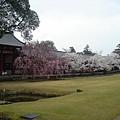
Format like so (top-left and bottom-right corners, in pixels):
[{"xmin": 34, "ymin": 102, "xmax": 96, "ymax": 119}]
[{"xmin": 20, "ymin": 0, "xmax": 120, "ymax": 55}]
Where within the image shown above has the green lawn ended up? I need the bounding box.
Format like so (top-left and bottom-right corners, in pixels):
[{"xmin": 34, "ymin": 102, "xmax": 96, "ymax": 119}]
[{"xmin": 0, "ymin": 74, "xmax": 120, "ymax": 120}]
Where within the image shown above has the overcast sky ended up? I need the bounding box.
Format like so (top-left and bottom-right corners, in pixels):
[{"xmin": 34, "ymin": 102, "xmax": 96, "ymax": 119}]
[{"xmin": 27, "ymin": 0, "xmax": 120, "ymax": 55}]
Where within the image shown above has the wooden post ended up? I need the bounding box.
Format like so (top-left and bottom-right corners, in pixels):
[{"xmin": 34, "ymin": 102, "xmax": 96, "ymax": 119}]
[
  {"xmin": 12, "ymin": 47, "xmax": 16, "ymax": 75},
  {"xmin": 0, "ymin": 46, "xmax": 3, "ymax": 75}
]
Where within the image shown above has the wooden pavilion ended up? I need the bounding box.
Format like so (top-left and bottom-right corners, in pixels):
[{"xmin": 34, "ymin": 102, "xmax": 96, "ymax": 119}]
[{"xmin": 0, "ymin": 33, "xmax": 24, "ymax": 75}]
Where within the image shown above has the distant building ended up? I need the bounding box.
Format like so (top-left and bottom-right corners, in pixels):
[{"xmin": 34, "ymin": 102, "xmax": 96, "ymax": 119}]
[
  {"xmin": 0, "ymin": 33, "xmax": 24, "ymax": 75},
  {"xmin": 50, "ymin": 50, "xmax": 67, "ymax": 58}
]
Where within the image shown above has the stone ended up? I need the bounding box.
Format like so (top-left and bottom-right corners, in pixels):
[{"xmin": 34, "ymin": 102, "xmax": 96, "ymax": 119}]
[
  {"xmin": 21, "ymin": 113, "xmax": 40, "ymax": 119},
  {"xmin": 76, "ymin": 89, "xmax": 83, "ymax": 92}
]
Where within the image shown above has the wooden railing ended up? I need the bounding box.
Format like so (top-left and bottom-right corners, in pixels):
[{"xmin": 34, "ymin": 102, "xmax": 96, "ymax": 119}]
[{"xmin": 0, "ymin": 70, "xmax": 120, "ymax": 80}]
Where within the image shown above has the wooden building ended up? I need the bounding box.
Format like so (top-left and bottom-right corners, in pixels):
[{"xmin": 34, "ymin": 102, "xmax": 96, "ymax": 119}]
[{"xmin": 0, "ymin": 33, "xmax": 24, "ymax": 75}]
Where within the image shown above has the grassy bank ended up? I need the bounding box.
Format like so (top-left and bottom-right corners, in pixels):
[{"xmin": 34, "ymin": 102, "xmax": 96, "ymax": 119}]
[{"xmin": 0, "ymin": 74, "xmax": 120, "ymax": 120}]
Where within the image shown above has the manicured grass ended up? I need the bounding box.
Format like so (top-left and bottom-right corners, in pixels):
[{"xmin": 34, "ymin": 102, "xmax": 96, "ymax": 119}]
[{"xmin": 0, "ymin": 74, "xmax": 120, "ymax": 120}]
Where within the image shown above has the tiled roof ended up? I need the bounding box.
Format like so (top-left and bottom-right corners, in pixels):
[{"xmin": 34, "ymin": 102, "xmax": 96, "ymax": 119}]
[
  {"xmin": 50, "ymin": 50, "xmax": 67, "ymax": 57},
  {"xmin": 0, "ymin": 33, "xmax": 25, "ymax": 47}
]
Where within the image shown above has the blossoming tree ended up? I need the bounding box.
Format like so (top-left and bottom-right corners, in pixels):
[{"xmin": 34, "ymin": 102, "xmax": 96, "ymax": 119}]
[
  {"xmin": 62, "ymin": 52, "xmax": 120, "ymax": 74},
  {"xmin": 14, "ymin": 43, "xmax": 69, "ymax": 79}
]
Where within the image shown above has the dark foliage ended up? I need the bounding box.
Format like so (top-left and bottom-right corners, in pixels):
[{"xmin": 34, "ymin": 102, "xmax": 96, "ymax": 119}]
[{"xmin": 0, "ymin": 0, "xmax": 40, "ymax": 40}]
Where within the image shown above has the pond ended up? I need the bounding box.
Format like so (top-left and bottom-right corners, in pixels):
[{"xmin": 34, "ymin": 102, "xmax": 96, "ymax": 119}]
[
  {"xmin": 2, "ymin": 95, "xmax": 42, "ymax": 102},
  {"xmin": 0, "ymin": 90, "xmax": 61, "ymax": 103}
]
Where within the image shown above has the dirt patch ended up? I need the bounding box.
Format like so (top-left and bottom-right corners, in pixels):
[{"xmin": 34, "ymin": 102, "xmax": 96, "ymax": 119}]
[{"xmin": 113, "ymin": 116, "xmax": 120, "ymax": 120}]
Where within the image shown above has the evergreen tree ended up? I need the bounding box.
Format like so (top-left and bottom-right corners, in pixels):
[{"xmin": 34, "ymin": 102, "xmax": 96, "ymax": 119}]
[
  {"xmin": 69, "ymin": 46, "xmax": 76, "ymax": 53},
  {"xmin": 113, "ymin": 43, "xmax": 120, "ymax": 58},
  {"xmin": 83, "ymin": 44, "xmax": 93, "ymax": 55}
]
